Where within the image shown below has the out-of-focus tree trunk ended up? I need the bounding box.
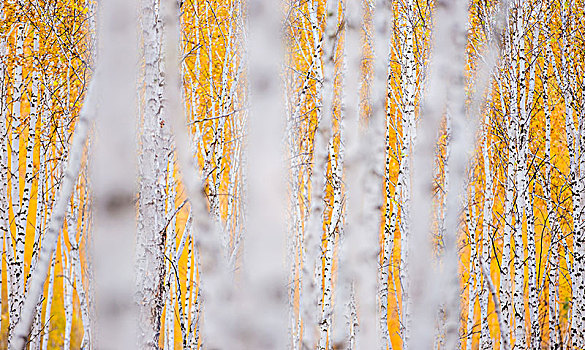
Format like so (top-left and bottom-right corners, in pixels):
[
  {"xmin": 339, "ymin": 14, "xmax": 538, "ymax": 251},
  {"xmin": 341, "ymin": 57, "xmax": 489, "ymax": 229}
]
[{"xmin": 91, "ymin": 0, "xmax": 138, "ymax": 348}]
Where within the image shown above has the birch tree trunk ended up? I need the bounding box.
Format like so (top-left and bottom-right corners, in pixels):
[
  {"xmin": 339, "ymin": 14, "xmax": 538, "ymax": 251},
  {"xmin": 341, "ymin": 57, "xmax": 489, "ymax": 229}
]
[
  {"xmin": 41, "ymin": 253, "xmax": 56, "ymax": 350},
  {"xmin": 408, "ymin": 0, "xmax": 469, "ymax": 348},
  {"xmin": 136, "ymin": 0, "xmax": 172, "ymax": 347},
  {"xmin": 542, "ymin": 35, "xmax": 560, "ymax": 350},
  {"xmin": 511, "ymin": 3, "xmax": 528, "ymax": 347},
  {"xmin": 302, "ymin": 0, "xmax": 334, "ymax": 345},
  {"xmin": 61, "ymin": 235, "xmax": 73, "ymax": 350},
  {"xmin": 8, "ymin": 17, "xmax": 26, "ymax": 342},
  {"xmin": 398, "ymin": 1, "xmax": 417, "ymax": 344},
  {"xmin": 0, "ymin": 9, "xmax": 9, "ymax": 331},
  {"xmin": 91, "ymin": 0, "xmax": 138, "ymax": 347},
  {"xmin": 499, "ymin": 65, "xmax": 515, "ymax": 349},
  {"xmin": 465, "ymin": 193, "xmax": 479, "ymax": 350},
  {"xmin": 479, "ymin": 112, "xmax": 493, "ymax": 350},
  {"xmin": 560, "ymin": 0, "xmax": 585, "ymax": 345},
  {"xmin": 241, "ymin": 0, "xmax": 286, "ymax": 348}
]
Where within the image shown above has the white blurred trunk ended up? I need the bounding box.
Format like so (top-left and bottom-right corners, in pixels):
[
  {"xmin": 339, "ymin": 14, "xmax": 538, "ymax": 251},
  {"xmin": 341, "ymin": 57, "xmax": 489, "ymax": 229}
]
[
  {"xmin": 91, "ymin": 0, "xmax": 138, "ymax": 348},
  {"xmin": 241, "ymin": 0, "xmax": 286, "ymax": 348},
  {"xmin": 408, "ymin": 0, "xmax": 469, "ymax": 348}
]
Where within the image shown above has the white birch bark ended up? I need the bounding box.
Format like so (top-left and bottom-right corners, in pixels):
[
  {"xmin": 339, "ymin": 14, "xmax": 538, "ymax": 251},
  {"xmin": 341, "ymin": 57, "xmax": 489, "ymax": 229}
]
[
  {"xmin": 397, "ymin": 1, "xmax": 417, "ymax": 344},
  {"xmin": 511, "ymin": 3, "xmax": 528, "ymax": 347},
  {"xmin": 479, "ymin": 112, "xmax": 493, "ymax": 350},
  {"xmin": 480, "ymin": 256, "xmax": 511, "ymax": 350},
  {"xmin": 209, "ymin": 5, "xmax": 239, "ymax": 237},
  {"xmin": 0, "ymin": 10, "xmax": 9, "ymax": 328},
  {"xmin": 136, "ymin": 0, "xmax": 171, "ymax": 347},
  {"xmin": 340, "ymin": 0, "xmax": 366, "ymax": 348},
  {"xmin": 408, "ymin": 0, "xmax": 469, "ymax": 348},
  {"xmin": 465, "ymin": 193, "xmax": 479, "ymax": 350},
  {"xmin": 163, "ymin": 160, "xmax": 177, "ymax": 350},
  {"xmin": 301, "ymin": 3, "xmax": 329, "ymax": 348},
  {"xmin": 342, "ymin": 0, "xmax": 390, "ymax": 347},
  {"xmin": 380, "ymin": 78, "xmax": 399, "ymax": 350},
  {"xmin": 91, "ymin": 0, "xmax": 138, "ymax": 347},
  {"xmin": 318, "ymin": 139, "xmax": 343, "ymax": 350},
  {"xmin": 8, "ymin": 19, "xmax": 26, "ymax": 341},
  {"xmin": 180, "ymin": 214, "xmax": 193, "ymax": 347},
  {"xmin": 302, "ymin": 0, "xmax": 339, "ymax": 347},
  {"xmin": 373, "ymin": 2, "xmax": 395, "ymax": 349},
  {"xmin": 542, "ymin": 32, "xmax": 560, "ymax": 350},
  {"xmin": 558, "ymin": 0, "xmax": 585, "ymax": 344},
  {"xmin": 185, "ymin": 233, "xmax": 199, "ymax": 349},
  {"xmin": 41, "ymin": 253, "xmax": 56, "ymax": 350},
  {"xmin": 61, "ymin": 235, "xmax": 73, "ymax": 350},
  {"xmin": 499, "ymin": 66, "xmax": 514, "ymax": 349},
  {"xmin": 241, "ymin": 0, "xmax": 286, "ymax": 347},
  {"xmin": 68, "ymin": 191, "xmax": 91, "ymax": 349},
  {"xmin": 19, "ymin": 31, "xmax": 39, "ymax": 280}
]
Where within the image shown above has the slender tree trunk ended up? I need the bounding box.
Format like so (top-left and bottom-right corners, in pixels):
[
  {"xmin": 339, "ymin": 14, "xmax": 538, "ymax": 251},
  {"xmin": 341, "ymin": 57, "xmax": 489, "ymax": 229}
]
[
  {"xmin": 398, "ymin": 1, "xmax": 417, "ymax": 344},
  {"xmin": 8, "ymin": 18, "xmax": 26, "ymax": 342},
  {"xmin": 303, "ymin": 0, "xmax": 339, "ymax": 347},
  {"xmin": 136, "ymin": 0, "xmax": 172, "ymax": 347},
  {"xmin": 479, "ymin": 112, "xmax": 493, "ymax": 350},
  {"xmin": 499, "ymin": 65, "xmax": 514, "ymax": 348},
  {"xmin": 465, "ymin": 194, "xmax": 479, "ymax": 350},
  {"xmin": 61, "ymin": 235, "xmax": 73, "ymax": 350},
  {"xmin": 41, "ymin": 254, "xmax": 55, "ymax": 350}
]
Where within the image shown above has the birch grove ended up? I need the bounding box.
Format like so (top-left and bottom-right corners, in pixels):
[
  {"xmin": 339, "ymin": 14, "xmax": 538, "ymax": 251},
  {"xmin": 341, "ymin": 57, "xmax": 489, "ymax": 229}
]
[{"xmin": 2, "ymin": 0, "xmax": 585, "ymax": 349}]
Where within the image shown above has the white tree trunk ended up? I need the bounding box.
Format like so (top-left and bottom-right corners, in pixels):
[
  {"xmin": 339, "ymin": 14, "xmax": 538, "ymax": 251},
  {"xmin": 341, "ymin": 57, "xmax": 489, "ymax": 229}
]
[
  {"xmin": 465, "ymin": 194, "xmax": 479, "ymax": 350},
  {"xmin": 408, "ymin": 0, "xmax": 469, "ymax": 348},
  {"xmin": 8, "ymin": 19, "xmax": 26, "ymax": 342},
  {"xmin": 242, "ymin": 0, "xmax": 286, "ymax": 348},
  {"xmin": 61, "ymin": 235, "xmax": 73, "ymax": 350},
  {"xmin": 136, "ymin": 0, "xmax": 172, "ymax": 347},
  {"xmin": 479, "ymin": 112, "xmax": 493, "ymax": 350},
  {"xmin": 91, "ymin": 0, "xmax": 138, "ymax": 347},
  {"xmin": 41, "ymin": 254, "xmax": 56, "ymax": 350}
]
